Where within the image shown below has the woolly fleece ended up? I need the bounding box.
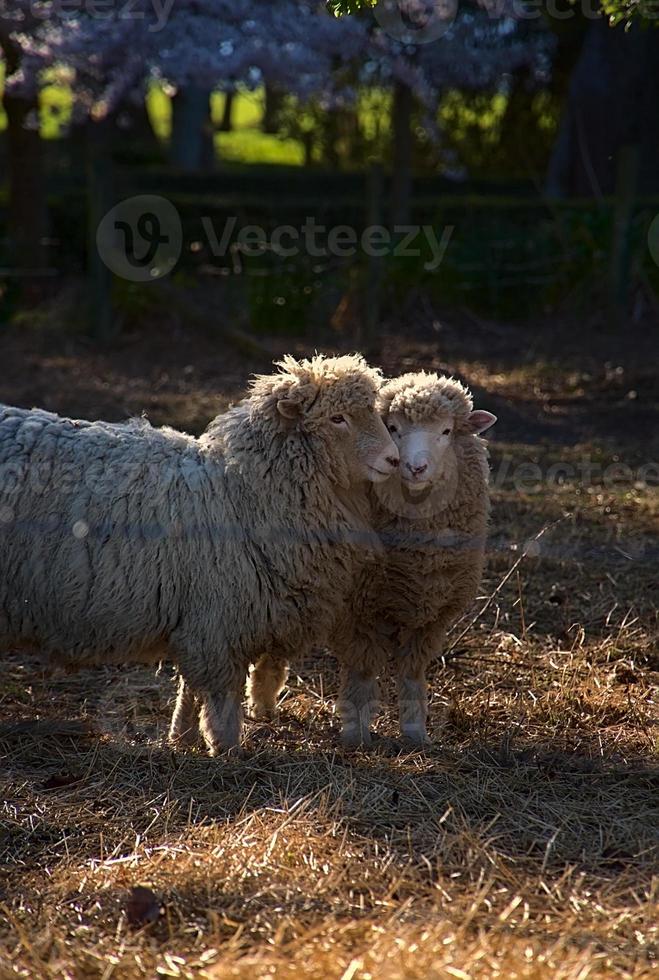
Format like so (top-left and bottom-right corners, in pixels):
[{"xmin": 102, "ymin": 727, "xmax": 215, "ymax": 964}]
[{"xmin": 0, "ymin": 354, "xmax": 391, "ymax": 753}]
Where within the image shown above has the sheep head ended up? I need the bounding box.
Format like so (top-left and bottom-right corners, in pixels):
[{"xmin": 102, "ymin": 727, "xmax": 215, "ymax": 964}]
[
  {"xmin": 251, "ymin": 354, "xmax": 399, "ymax": 488},
  {"xmin": 378, "ymin": 372, "xmax": 496, "ymax": 494}
]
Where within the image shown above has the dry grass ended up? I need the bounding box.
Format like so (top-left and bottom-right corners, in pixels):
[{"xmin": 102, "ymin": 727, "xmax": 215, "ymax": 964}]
[{"xmin": 1, "ymin": 333, "xmax": 658, "ymax": 979}]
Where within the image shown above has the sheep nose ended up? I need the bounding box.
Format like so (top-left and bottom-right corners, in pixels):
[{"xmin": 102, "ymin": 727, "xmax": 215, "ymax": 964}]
[
  {"xmin": 385, "ymin": 455, "xmax": 399, "ymax": 468},
  {"xmin": 406, "ymin": 461, "xmax": 428, "ymax": 477}
]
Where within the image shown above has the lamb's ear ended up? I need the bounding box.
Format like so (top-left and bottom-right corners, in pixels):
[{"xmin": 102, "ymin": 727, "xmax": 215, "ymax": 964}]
[
  {"xmin": 276, "ymin": 382, "xmax": 319, "ymax": 420},
  {"xmin": 468, "ymin": 410, "xmax": 497, "ymax": 434}
]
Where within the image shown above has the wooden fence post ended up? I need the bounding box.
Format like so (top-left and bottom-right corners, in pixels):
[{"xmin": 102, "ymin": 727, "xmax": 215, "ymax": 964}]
[
  {"xmin": 608, "ymin": 143, "xmax": 639, "ymax": 326},
  {"xmin": 86, "ymin": 120, "xmax": 114, "ymax": 341},
  {"xmin": 0, "ymin": 30, "xmax": 49, "ymax": 307},
  {"xmin": 363, "ymin": 161, "xmax": 384, "ymax": 352},
  {"xmin": 391, "ymin": 81, "xmax": 413, "ymax": 227}
]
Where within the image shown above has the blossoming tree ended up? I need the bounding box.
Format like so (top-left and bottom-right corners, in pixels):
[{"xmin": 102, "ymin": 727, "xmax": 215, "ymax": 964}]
[{"xmin": 1, "ymin": 0, "xmax": 550, "ymax": 307}]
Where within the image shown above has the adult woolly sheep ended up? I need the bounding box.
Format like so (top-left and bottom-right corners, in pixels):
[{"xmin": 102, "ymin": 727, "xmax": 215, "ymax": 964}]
[
  {"xmin": 0, "ymin": 354, "xmax": 399, "ymax": 754},
  {"xmin": 249, "ymin": 371, "xmax": 497, "ymax": 747}
]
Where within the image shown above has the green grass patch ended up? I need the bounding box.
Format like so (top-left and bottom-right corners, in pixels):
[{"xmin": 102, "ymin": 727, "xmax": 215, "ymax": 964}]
[{"xmin": 0, "ymin": 74, "xmax": 307, "ymax": 165}]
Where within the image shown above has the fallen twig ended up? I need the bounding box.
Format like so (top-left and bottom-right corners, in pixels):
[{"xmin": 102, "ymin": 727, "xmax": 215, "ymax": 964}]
[{"xmin": 442, "ymin": 517, "xmax": 568, "ymax": 663}]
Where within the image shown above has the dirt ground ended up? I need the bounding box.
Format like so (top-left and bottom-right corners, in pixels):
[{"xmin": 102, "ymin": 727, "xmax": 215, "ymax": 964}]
[{"xmin": 0, "ymin": 298, "xmax": 657, "ymax": 978}]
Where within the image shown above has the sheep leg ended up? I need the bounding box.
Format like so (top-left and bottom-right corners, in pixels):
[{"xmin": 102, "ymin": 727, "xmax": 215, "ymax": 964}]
[
  {"xmin": 337, "ymin": 665, "xmax": 378, "ymax": 748},
  {"xmin": 168, "ymin": 675, "xmax": 200, "ymax": 748},
  {"xmin": 197, "ymin": 679, "xmax": 244, "ymax": 755},
  {"xmin": 397, "ymin": 661, "xmax": 430, "ymax": 746},
  {"xmin": 247, "ymin": 654, "xmax": 289, "ymax": 720}
]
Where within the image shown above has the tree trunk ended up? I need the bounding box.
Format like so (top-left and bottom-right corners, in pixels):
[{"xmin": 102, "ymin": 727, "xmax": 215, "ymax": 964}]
[
  {"xmin": 0, "ymin": 33, "xmax": 48, "ymax": 301},
  {"xmin": 86, "ymin": 119, "xmax": 115, "ymax": 341},
  {"xmin": 170, "ymin": 85, "xmax": 214, "ymax": 171},
  {"xmin": 608, "ymin": 144, "xmax": 639, "ymax": 323},
  {"xmin": 64, "ymin": 92, "xmax": 162, "ymax": 177},
  {"xmin": 391, "ymin": 81, "xmax": 414, "ymax": 226},
  {"xmin": 111, "ymin": 93, "xmax": 164, "ymax": 164},
  {"xmin": 323, "ymin": 110, "xmax": 341, "ymax": 169},
  {"xmin": 219, "ymin": 91, "xmax": 235, "ymax": 132},
  {"xmin": 363, "ymin": 162, "xmax": 385, "ymax": 353},
  {"xmin": 302, "ymin": 131, "xmax": 314, "ymax": 167},
  {"xmin": 546, "ymin": 20, "xmax": 659, "ymax": 198},
  {"xmin": 262, "ymin": 85, "xmax": 283, "ymax": 134},
  {"xmin": 497, "ymin": 68, "xmax": 558, "ymax": 182}
]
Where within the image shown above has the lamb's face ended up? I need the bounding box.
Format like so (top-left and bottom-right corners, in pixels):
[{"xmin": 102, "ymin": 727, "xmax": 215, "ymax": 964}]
[
  {"xmin": 385, "ymin": 412, "xmax": 457, "ymax": 493},
  {"xmin": 385, "ymin": 408, "xmax": 497, "ymax": 493}
]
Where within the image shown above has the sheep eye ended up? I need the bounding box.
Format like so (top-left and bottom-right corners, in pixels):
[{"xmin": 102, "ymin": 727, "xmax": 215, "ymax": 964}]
[
  {"xmin": 330, "ymin": 414, "xmax": 347, "ymax": 425},
  {"xmin": 442, "ymin": 428, "xmax": 452, "ymax": 436},
  {"xmin": 387, "ymin": 423, "xmax": 398, "ymax": 434}
]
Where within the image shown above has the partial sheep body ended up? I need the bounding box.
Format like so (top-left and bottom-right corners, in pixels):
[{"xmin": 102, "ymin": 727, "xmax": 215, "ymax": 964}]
[
  {"xmin": 0, "ymin": 355, "xmax": 397, "ymax": 753},
  {"xmin": 250, "ymin": 372, "xmax": 496, "ymax": 747},
  {"xmin": 345, "ymin": 372, "xmax": 495, "ymax": 744},
  {"xmin": 0, "ymin": 407, "xmax": 198, "ymax": 666}
]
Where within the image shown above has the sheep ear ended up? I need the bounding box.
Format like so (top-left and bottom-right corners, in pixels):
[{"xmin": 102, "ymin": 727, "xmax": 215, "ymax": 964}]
[
  {"xmin": 276, "ymin": 382, "xmax": 319, "ymax": 420},
  {"xmin": 276, "ymin": 397, "xmax": 302, "ymax": 420},
  {"xmin": 468, "ymin": 410, "xmax": 497, "ymax": 434}
]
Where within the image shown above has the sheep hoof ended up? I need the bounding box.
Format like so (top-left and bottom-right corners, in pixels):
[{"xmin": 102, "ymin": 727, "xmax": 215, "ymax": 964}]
[
  {"xmin": 399, "ymin": 731, "xmax": 431, "ymax": 752},
  {"xmin": 168, "ymin": 728, "xmax": 201, "ymax": 751},
  {"xmin": 206, "ymin": 742, "xmax": 245, "ymax": 759},
  {"xmin": 340, "ymin": 730, "xmax": 373, "ymax": 750},
  {"xmin": 247, "ymin": 704, "xmax": 277, "ymax": 722}
]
